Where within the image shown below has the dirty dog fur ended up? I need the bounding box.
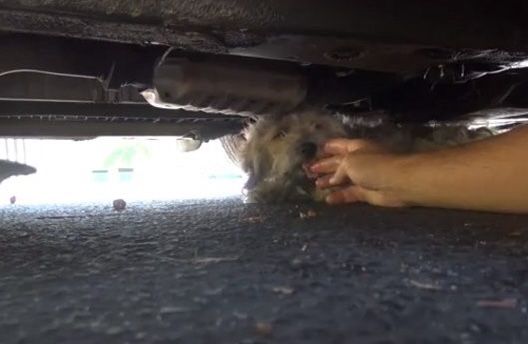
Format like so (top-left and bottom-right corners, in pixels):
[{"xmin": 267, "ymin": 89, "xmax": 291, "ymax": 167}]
[{"xmin": 238, "ymin": 108, "xmax": 496, "ymax": 203}]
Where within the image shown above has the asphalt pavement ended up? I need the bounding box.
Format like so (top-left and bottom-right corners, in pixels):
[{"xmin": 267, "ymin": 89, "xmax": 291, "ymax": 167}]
[{"xmin": 1, "ymin": 198, "xmax": 528, "ymax": 344}]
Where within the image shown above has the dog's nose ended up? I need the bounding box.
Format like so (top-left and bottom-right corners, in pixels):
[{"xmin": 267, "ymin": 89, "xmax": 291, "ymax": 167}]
[{"xmin": 300, "ymin": 142, "xmax": 318, "ymax": 159}]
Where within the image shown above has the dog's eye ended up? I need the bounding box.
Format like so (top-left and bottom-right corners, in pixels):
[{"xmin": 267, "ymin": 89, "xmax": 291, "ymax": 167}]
[{"xmin": 314, "ymin": 123, "xmax": 323, "ymax": 130}]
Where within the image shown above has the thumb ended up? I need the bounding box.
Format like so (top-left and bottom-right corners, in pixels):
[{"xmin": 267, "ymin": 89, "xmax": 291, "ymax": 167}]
[
  {"xmin": 328, "ymin": 152, "xmax": 388, "ymax": 189},
  {"xmin": 328, "ymin": 157, "xmax": 352, "ymax": 186}
]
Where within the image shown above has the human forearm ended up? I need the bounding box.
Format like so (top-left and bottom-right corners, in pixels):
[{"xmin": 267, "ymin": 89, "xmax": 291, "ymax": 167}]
[{"xmin": 392, "ymin": 124, "xmax": 528, "ymax": 213}]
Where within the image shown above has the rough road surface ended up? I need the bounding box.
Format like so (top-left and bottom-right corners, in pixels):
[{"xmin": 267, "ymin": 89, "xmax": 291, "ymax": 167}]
[{"xmin": 1, "ymin": 198, "xmax": 528, "ymax": 344}]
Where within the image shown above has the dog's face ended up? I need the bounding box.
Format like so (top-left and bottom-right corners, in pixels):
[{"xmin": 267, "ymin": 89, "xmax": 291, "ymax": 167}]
[{"xmin": 240, "ymin": 109, "xmax": 347, "ymax": 202}]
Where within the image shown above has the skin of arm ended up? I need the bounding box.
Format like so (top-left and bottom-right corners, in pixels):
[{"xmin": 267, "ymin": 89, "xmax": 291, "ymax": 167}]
[{"xmin": 310, "ymin": 124, "xmax": 528, "ymax": 214}]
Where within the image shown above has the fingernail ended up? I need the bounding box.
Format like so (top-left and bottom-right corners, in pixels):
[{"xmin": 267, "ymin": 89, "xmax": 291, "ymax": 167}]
[
  {"xmin": 328, "ymin": 177, "xmax": 336, "ymax": 185},
  {"xmin": 309, "ymin": 163, "xmax": 319, "ymax": 172}
]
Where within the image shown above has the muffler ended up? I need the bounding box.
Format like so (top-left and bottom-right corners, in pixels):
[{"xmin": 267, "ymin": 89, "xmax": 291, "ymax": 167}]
[{"xmin": 142, "ymin": 56, "xmax": 307, "ymax": 116}]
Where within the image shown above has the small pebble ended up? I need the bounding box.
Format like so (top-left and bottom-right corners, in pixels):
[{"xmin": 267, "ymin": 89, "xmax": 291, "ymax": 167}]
[
  {"xmin": 255, "ymin": 322, "xmax": 273, "ymax": 336},
  {"xmin": 113, "ymin": 199, "xmax": 127, "ymax": 211},
  {"xmin": 299, "ymin": 210, "xmax": 317, "ymax": 219},
  {"xmin": 272, "ymin": 286, "xmax": 295, "ymax": 295}
]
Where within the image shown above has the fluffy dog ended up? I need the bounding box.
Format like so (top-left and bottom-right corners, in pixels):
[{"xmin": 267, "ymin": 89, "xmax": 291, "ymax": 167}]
[{"xmin": 238, "ymin": 108, "xmax": 495, "ymax": 203}]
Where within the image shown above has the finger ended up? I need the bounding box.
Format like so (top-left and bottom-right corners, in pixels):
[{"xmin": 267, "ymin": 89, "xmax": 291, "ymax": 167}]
[
  {"xmin": 315, "ymin": 175, "xmax": 333, "ymax": 189},
  {"xmin": 310, "ymin": 156, "xmax": 343, "ymax": 174},
  {"xmin": 327, "ymin": 186, "xmax": 406, "ymax": 207},
  {"xmin": 324, "ymin": 139, "xmax": 381, "ymax": 155},
  {"xmin": 325, "ymin": 187, "xmax": 362, "ymax": 204},
  {"xmin": 328, "ymin": 159, "xmax": 351, "ymax": 186},
  {"xmin": 326, "ymin": 185, "xmax": 381, "ymax": 205},
  {"xmin": 315, "ymin": 174, "xmax": 352, "ymax": 189}
]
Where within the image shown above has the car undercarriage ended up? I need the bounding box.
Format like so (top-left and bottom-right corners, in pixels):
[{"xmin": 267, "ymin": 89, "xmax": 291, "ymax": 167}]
[{"xmin": 1, "ymin": 0, "xmax": 528, "ymax": 143}]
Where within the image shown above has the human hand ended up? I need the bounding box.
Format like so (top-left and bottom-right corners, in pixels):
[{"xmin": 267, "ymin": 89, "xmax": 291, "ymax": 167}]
[{"xmin": 310, "ymin": 139, "xmax": 408, "ymax": 207}]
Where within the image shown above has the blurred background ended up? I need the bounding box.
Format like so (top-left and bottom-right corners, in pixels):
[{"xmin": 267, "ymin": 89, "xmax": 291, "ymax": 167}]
[{"xmin": 0, "ymin": 137, "xmax": 245, "ymax": 205}]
